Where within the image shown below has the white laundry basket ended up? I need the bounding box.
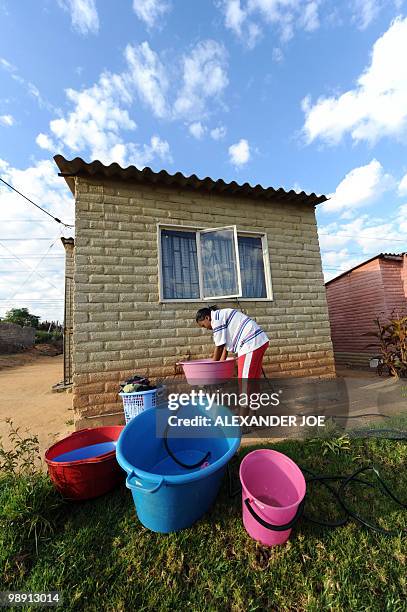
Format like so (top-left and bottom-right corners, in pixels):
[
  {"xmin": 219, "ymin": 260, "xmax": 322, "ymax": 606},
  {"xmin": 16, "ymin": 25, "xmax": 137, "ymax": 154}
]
[{"xmin": 119, "ymin": 386, "xmax": 165, "ymax": 423}]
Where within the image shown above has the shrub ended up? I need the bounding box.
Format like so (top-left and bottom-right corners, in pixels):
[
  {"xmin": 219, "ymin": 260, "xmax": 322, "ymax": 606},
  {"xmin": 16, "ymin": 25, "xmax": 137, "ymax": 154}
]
[
  {"xmin": 365, "ymin": 314, "xmax": 407, "ymax": 378},
  {"xmin": 35, "ymin": 330, "xmax": 63, "ymax": 345}
]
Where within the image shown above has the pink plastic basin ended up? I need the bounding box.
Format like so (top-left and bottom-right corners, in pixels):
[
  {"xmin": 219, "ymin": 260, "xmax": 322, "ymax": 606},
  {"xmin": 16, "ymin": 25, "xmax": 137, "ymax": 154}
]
[{"xmin": 177, "ymin": 358, "xmax": 236, "ymax": 385}]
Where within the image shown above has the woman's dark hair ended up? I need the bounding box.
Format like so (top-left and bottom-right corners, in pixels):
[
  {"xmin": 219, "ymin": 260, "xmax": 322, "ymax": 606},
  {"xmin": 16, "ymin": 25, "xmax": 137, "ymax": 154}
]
[{"xmin": 195, "ymin": 305, "xmax": 218, "ymax": 322}]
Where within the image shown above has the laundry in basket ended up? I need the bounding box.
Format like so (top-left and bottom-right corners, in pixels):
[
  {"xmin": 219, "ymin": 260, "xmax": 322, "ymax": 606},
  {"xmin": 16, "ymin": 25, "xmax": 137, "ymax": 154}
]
[{"xmin": 119, "ymin": 374, "xmax": 165, "ymax": 423}]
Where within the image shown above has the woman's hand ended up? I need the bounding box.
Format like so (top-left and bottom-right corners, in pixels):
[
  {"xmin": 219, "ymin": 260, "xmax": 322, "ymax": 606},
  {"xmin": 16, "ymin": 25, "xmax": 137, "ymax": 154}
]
[{"xmin": 212, "ymin": 345, "xmax": 226, "ymax": 361}]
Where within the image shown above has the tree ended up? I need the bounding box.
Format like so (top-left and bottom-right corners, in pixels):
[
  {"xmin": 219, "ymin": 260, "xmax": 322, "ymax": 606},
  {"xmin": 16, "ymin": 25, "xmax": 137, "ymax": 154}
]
[{"xmin": 4, "ymin": 308, "xmax": 40, "ymax": 328}]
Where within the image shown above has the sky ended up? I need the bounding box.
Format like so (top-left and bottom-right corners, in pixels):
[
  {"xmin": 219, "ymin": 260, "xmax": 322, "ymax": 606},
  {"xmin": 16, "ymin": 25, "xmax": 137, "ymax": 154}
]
[{"xmin": 0, "ymin": 0, "xmax": 407, "ymax": 323}]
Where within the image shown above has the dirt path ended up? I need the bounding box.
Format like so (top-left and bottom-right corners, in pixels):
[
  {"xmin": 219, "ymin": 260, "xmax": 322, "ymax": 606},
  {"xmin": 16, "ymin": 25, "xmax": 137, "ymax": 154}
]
[{"xmin": 0, "ymin": 354, "xmax": 73, "ymax": 457}]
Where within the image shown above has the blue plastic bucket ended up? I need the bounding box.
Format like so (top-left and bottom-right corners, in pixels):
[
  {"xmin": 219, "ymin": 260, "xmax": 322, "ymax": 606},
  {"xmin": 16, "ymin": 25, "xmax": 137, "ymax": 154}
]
[{"xmin": 116, "ymin": 403, "xmax": 240, "ymax": 533}]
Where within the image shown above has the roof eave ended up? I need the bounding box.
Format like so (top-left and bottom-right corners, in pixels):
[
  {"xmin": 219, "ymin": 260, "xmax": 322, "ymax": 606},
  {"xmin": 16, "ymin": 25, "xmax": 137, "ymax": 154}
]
[{"xmin": 54, "ymin": 154, "xmax": 327, "ymax": 206}]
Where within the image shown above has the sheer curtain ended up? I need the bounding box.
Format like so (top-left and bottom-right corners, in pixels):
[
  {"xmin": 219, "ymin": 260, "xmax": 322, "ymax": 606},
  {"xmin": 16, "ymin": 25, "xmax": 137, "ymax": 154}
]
[
  {"xmin": 238, "ymin": 236, "xmax": 267, "ymax": 298},
  {"xmin": 161, "ymin": 230, "xmax": 199, "ymax": 299},
  {"xmin": 200, "ymin": 229, "xmax": 239, "ymax": 297}
]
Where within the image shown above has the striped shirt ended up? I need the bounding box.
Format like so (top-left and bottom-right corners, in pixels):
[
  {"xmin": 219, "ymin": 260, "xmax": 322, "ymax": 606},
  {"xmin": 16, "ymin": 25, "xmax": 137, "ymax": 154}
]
[{"xmin": 211, "ymin": 308, "xmax": 269, "ymax": 357}]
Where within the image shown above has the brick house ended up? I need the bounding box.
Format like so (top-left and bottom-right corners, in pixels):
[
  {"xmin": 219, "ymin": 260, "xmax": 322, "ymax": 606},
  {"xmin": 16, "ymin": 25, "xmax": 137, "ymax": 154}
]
[
  {"xmin": 54, "ymin": 155, "xmax": 336, "ymax": 429},
  {"xmin": 325, "ymin": 253, "xmax": 407, "ymax": 368}
]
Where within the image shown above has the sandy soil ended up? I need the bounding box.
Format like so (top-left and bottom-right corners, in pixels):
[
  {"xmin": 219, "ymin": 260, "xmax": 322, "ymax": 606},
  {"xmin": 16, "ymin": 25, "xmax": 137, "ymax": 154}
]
[{"xmin": 0, "ymin": 353, "xmax": 73, "ymax": 457}]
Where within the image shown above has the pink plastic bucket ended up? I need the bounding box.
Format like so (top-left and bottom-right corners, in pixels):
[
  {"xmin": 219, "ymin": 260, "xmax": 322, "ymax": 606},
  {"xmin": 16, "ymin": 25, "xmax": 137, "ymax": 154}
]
[
  {"xmin": 239, "ymin": 449, "xmax": 306, "ymax": 547},
  {"xmin": 177, "ymin": 358, "xmax": 236, "ymax": 385}
]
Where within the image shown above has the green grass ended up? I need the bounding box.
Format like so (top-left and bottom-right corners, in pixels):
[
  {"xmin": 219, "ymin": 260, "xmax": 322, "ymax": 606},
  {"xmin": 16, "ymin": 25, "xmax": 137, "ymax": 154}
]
[{"xmin": 1, "ymin": 435, "xmax": 406, "ymax": 612}]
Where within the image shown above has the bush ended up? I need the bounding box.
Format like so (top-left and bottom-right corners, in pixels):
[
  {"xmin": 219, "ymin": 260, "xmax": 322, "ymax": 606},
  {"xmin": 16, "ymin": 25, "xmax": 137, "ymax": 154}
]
[
  {"xmin": 364, "ymin": 314, "xmax": 407, "ymax": 378},
  {"xmin": 35, "ymin": 330, "xmax": 63, "ymax": 345}
]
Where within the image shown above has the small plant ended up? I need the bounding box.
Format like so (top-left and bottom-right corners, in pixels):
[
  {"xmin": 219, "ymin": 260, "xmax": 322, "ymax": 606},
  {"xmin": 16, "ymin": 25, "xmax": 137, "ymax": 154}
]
[
  {"xmin": 0, "ymin": 419, "xmax": 41, "ymax": 476},
  {"xmin": 0, "ymin": 420, "xmax": 64, "ymax": 566},
  {"xmin": 364, "ymin": 314, "xmax": 407, "ymax": 378},
  {"xmin": 321, "ymin": 434, "xmax": 351, "ymax": 456}
]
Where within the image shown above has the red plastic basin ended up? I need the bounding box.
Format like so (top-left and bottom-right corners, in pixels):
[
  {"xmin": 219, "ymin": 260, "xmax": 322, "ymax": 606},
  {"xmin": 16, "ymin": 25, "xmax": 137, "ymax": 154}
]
[{"xmin": 45, "ymin": 426, "xmax": 124, "ymax": 500}]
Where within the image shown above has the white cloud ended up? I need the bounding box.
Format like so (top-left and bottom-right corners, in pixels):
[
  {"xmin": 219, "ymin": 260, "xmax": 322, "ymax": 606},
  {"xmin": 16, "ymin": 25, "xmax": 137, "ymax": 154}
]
[
  {"xmin": 173, "ymin": 40, "xmax": 228, "ymax": 121},
  {"xmin": 398, "ymin": 202, "xmax": 407, "ymax": 233},
  {"xmin": 0, "ymin": 114, "xmax": 14, "ymax": 126},
  {"xmin": 36, "ymin": 133, "xmax": 56, "ymax": 151},
  {"xmin": 132, "ymin": 0, "xmax": 170, "ymax": 28},
  {"xmin": 272, "ymin": 47, "xmax": 284, "ymax": 62},
  {"xmin": 125, "ymin": 135, "xmax": 173, "ymax": 168},
  {"xmin": 0, "ymin": 56, "xmax": 57, "ymax": 113},
  {"xmin": 210, "ymin": 125, "xmax": 227, "ymax": 140},
  {"xmin": 40, "ymin": 66, "xmax": 171, "ymax": 167},
  {"xmin": 38, "ymin": 39, "xmax": 227, "ymax": 164},
  {"xmin": 228, "ymin": 138, "xmax": 250, "ymax": 166},
  {"xmin": 302, "ymin": 17, "xmax": 407, "ymax": 145},
  {"xmin": 318, "ymin": 159, "xmax": 407, "ymax": 280},
  {"xmin": 398, "ymin": 172, "xmax": 407, "ymax": 196},
  {"xmin": 48, "ymin": 72, "xmax": 137, "ymax": 165},
  {"xmin": 189, "ymin": 121, "xmax": 206, "ymax": 139},
  {"xmin": 323, "ymin": 160, "xmax": 394, "ymax": 217},
  {"xmin": 218, "ymin": 0, "xmax": 321, "ymax": 48},
  {"xmin": 318, "ymin": 211, "xmax": 407, "ymax": 281},
  {"xmin": 222, "ymin": 0, "xmax": 261, "ymax": 48},
  {"xmin": 300, "ymin": 0, "xmax": 320, "ymax": 31},
  {"xmin": 0, "ymin": 57, "xmax": 14, "ymax": 72},
  {"xmin": 125, "ymin": 42, "xmax": 169, "ymax": 118},
  {"xmin": 125, "ymin": 39, "xmax": 228, "ymax": 122},
  {"xmin": 57, "ymin": 0, "xmax": 99, "ymax": 35},
  {"xmin": 351, "ymin": 0, "xmax": 381, "ymax": 30}
]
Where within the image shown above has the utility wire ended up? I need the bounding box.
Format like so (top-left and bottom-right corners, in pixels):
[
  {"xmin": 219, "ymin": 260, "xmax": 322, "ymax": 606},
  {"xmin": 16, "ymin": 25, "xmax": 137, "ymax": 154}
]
[
  {"xmin": 0, "ymin": 255, "xmax": 65, "ymax": 259},
  {"xmin": 319, "ymin": 231, "xmax": 407, "ymax": 243},
  {"xmin": 0, "ymin": 176, "xmax": 74, "ymax": 228},
  {"xmin": 4, "ymin": 238, "xmax": 60, "ymax": 303},
  {"xmin": 0, "ymin": 241, "xmax": 60, "ymax": 291}
]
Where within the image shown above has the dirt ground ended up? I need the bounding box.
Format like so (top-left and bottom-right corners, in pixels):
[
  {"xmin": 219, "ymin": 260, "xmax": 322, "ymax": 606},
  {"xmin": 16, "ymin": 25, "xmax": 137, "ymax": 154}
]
[{"xmin": 0, "ymin": 350, "xmax": 73, "ymax": 457}]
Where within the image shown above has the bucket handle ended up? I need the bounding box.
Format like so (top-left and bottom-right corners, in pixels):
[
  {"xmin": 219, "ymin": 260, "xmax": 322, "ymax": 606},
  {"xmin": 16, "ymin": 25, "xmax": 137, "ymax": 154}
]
[
  {"xmin": 126, "ymin": 471, "xmax": 164, "ymax": 494},
  {"xmin": 244, "ymin": 497, "xmax": 305, "ymax": 531}
]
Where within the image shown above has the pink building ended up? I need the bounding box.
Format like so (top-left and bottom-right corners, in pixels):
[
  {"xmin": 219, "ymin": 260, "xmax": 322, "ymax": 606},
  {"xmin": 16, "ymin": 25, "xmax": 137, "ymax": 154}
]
[{"xmin": 325, "ymin": 253, "xmax": 407, "ymax": 368}]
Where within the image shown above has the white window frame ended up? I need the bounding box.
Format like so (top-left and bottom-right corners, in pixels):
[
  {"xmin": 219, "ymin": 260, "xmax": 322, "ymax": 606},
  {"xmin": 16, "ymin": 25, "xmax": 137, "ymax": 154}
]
[
  {"xmin": 197, "ymin": 225, "xmax": 242, "ymax": 301},
  {"xmin": 157, "ymin": 223, "xmax": 274, "ymax": 303}
]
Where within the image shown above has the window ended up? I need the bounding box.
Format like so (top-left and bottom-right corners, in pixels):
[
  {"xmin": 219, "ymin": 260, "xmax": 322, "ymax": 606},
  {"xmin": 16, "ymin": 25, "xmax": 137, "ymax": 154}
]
[
  {"xmin": 238, "ymin": 235, "xmax": 267, "ymax": 298},
  {"xmin": 161, "ymin": 230, "xmax": 200, "ymax": 299},
  {"xmin": 159, "ymin": 225, "xmax": 272, "ymax": 301},
  {"xmin": 198, "ymin": 226, "xmax": 242, "ymax": 299}
]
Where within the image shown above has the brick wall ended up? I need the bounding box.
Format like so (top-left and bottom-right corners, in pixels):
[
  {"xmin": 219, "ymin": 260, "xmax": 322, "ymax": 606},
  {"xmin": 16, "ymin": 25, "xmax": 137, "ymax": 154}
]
[
  {"xmin": 0, "ymin": 322, "xmax": 36, "ymax": 352},
  {"xmin": 72, "ymin": 176, "xmax": 335, "ymax": 428}
]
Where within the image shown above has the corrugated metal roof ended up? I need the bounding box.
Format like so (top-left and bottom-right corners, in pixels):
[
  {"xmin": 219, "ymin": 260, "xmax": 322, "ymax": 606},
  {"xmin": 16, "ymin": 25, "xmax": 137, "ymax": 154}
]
[
  {"xmin": 54, "ymin": 155, "xmax": 327, "ymax": 206},
  {"xmin": 325, "ymin": 252, "xmax": 406, "ymax": 286}
]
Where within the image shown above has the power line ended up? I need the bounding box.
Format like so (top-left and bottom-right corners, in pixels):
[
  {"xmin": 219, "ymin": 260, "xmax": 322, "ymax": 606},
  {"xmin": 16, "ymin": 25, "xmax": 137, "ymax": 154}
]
[
  {"xmin": 0, "ymin": 176, "xmax": 74, "ymax": 228},
  {"xmin": 0, "ymin": 241, "xmax": 60, "ymax": 291},
  {"xmin": 0, "ymin": 256, "xmax": 65, "ymax": 259},
  {"xmin": 0, "ymin": 300, "xmax": 63, "ymax": 302},
  {"xmin": 0, "ymin": 269, "xmax": 63, "ymax": 273},
  {"xmin": 0, "ymin": 238, "xmax": 60, "ymax": 241},
  {"xmin": 319, "ymin": 231, "xmax": 407, "ymax": 243},
  {"xmin": 5, "ymin": 238, "xmax": 60, "ymax": 302},
  {"xmin": 0, "ymin": 300, "xmax": 64, "ymax": 303},
  {"xmin": 0, "ymin": 218, "xmax": 57, "ymax": 222}
]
